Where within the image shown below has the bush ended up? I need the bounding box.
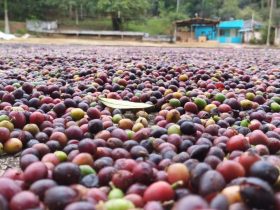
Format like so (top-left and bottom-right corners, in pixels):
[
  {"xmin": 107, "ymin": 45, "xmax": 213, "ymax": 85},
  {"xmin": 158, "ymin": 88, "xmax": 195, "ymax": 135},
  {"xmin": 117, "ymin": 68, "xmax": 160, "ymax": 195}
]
[
  {"xmin": 16, "ymin": 28, "xmax": 28, "ymax": 35},
  {"xmin": 260, "ymin": 25, "xmax": 275, "ymax": 45}
]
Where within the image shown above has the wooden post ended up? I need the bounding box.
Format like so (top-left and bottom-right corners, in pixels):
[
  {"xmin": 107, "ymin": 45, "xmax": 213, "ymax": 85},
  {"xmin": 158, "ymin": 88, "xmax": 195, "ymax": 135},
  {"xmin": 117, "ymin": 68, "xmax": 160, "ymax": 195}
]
[
  {"xmin": 173, "ymin": 24, "xmax": 177, "ymax": 43},
  {"xmin": 190, "ymin": 25, "xmax": 193, "ymax": 41},
  {"xmin": 251, "ymin": 12, "xmax": 255, "ymax": 42}
]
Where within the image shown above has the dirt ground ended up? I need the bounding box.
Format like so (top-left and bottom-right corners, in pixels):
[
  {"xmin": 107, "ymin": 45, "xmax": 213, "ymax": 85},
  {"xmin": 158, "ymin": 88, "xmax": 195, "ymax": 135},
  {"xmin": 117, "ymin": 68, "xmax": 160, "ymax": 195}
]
[
  {"xmin": 0, "ymin": 155, "xmax": 20, "ymax": 176},
  {"xmin": 0, "ymin": 37, "xmax": 247, "ymax": 48}
]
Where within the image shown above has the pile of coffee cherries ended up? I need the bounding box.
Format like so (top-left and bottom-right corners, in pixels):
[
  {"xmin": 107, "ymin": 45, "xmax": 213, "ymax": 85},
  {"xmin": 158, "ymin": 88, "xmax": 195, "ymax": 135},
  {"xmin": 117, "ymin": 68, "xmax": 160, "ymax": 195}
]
[{"xmin": 0, "ymin": 45, "xmax": 279, "ymax": 210}]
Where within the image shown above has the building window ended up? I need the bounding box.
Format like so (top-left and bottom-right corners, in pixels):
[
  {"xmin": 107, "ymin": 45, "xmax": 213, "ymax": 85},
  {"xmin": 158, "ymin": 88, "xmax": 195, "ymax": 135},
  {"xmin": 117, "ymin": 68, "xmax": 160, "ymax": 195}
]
[{"xmin": 220, "ymin": 29, "xmax": 226, "ymax": 36}]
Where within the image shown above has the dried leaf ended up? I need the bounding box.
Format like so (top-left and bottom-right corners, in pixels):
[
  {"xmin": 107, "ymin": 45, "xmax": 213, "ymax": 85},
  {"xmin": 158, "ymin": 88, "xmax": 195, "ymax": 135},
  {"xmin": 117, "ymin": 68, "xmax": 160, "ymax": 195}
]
[{"xmin": 99, "ymin": 97, "xmax": 153, "ymax": 109}]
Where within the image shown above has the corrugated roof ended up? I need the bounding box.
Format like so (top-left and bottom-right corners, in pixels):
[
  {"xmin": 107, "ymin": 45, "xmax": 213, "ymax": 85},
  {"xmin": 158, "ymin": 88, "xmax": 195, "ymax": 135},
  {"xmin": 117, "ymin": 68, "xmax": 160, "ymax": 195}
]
[
  {"xmin": 243, "ymin": 20, "xmax": 263, "ymax": 29},
  {"xmin": 175, "ymin": 17, "xmax": 220, "ymax": 27},
  {"xmin": 218, "ymin": 20, "xmax": 244, "ymax": 28}
]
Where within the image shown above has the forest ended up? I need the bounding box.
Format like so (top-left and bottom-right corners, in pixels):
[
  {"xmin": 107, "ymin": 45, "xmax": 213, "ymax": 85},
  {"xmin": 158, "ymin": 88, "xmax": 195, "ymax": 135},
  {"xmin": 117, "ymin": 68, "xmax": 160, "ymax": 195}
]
[{"xmin": 1, "ymin": 0, "xmax": 280, "ymax": 33}]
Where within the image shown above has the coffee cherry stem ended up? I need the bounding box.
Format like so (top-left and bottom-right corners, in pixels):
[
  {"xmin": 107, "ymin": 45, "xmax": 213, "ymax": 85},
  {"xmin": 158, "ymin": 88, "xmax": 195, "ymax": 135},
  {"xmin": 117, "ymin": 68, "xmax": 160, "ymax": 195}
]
[{"xmin": 171, "ymin": 180, "xmax": 184, "ymax": 189}]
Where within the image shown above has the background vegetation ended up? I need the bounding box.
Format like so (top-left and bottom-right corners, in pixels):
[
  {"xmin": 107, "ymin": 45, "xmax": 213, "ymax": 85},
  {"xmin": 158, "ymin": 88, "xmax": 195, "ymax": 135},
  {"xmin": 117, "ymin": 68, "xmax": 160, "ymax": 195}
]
[{"xmin": 0, "ymin": 0, "xmax": 280, "ymax": 35}]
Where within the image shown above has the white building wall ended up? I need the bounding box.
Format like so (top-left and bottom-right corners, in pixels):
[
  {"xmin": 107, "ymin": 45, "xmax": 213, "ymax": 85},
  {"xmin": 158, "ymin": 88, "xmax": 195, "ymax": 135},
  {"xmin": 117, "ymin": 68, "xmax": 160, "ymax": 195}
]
[{"xmin": 243, "ymin": 31, "xmax": 262, "ymax": 43}]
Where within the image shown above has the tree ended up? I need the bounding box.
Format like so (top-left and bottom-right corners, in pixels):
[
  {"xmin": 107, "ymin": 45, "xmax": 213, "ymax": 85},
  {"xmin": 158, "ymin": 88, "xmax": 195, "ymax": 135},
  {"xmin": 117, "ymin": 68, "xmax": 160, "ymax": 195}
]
[
  {"xmin": 97, "ymin": 0, "xmax": 149, "ymax": 30},
  {"xmin": 219, "ymin": 0, "xmax": 240, "ymax": 20},
  {"xmin": 201, "ymin": 0, "xmax": 223, "ymax": 18},
  {"xmin": 4, "ymin": 0, "xmax": 10, "ymax": 33},
  {"xmin": 238, "ymin": 6, "xmax": 261, "ymax": 20},
  {"xmin": 42, "ymin": 0, "xmax": 95, "ymax": 23}
]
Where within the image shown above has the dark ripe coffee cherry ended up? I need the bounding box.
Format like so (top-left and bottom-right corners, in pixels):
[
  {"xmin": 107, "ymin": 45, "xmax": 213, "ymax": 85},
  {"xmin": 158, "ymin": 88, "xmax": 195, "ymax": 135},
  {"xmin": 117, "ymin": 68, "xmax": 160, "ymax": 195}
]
[
  {"xmin": 20, "ymin": 153, "xmax": 39, "ymax": 170},
  {"xmin": 144, "ymin": 201, "xmax": 164, "ymax": 210},
  {"xmin": 210, "ymin": 194, "xmax": 229, "ymax": 210},
  {"xmin": 190, "ymin": 162, "xmax": 211, "ymax": 191},
  {"xmin": 78, "ymin": 138, "xmax": 97, "ymax": 155},
  {"xmin": 112, "ymin": 170, "xmax": 134, "ymax": 191},
  {"xmin": 44, "ymin": 186, "xmax": 78, "ymax": 210},
  {"xmin": 88, "ymin": 119, "xmax": 104, "ymax": 134},
  {"xmin": 30, "ymin": 179, "xmax": 57, "ymax": 200},
  {"xmin": 94, "ymin": 157, "xmax": 114, "ymax": 171},
  {"xmin": 198, "ymin": 170, "xmax": 226, "ymax": 197},
  {"xmin": 53, "ymin": 163, "xmax": 80, "ymax": 185},
  {"xmin": 80, "ymin": 174, "xmax": 99, "ymax": 188},
  {"xmin": 132, "ymin": 162, "xmax": 154, "ymax": 184},
  {"xmin": 173, "ymin": 195, "xmax": 208, "ymax": 210},
  {"xmin": 87, "ymin": 107, "xmax": 101, "ymax": 119},
  {"xmin": 65, "ymin": 201, "xmax": 96, "ymax": 210},
  {"xmin": 180, "ymin": 121, "xmax": 196, "ymax": 135},
  {"xmin": 240, "ymin": 177, "xmax": 275, "ymax": 210},
  {"xmin": 249, "ymin": 160, "xmax": 279, "ymax": 184},
  {"xmin": 98, "ymin": 167, "xmax": 117, "ymax": 186},
  {"xmin": 130, "ymin": 146, "xmax": 149, "ymax": 159},
  {"xmin": 0, "ymin": 195, "xmax": 8, "ymax": 210}
]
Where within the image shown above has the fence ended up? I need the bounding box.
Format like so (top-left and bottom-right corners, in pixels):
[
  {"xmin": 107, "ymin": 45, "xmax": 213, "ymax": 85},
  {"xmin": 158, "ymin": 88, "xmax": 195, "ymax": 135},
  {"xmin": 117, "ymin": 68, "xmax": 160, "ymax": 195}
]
[{"xmin": 142, "ymin": 34, "xmax": 174, "ymax": 42}]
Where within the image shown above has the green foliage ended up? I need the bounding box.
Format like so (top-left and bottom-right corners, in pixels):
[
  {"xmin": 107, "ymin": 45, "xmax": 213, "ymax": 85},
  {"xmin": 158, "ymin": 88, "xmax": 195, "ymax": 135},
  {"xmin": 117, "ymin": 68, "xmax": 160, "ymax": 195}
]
[
  {"xmin": 163, "ymin": 11, "xmax": 188, "ymax": 22},
  {"xmin": 1, "ymin": 0, "xmax": 280, "ymax": 35},
  {"xmin": 126, "ymin": 17, "xmax": 170, "ymax": 35},
  {"xmin": 238, "ymin": 6, "xmax": 261, "ymax": 20},
  {"xmin": 95, "ymin": 0, "xmax": 149, "ymax": 30},
  {"xmin": 260, "ymin": 24, "xmax": 275, "ymax": 45},
  {"xmin": 219, "ymin": 0, "xmax": 240, "ymax": 20},
  {"xmin": 15, "ymin": 28, "xmax": 28, "ymax": 35},
  {"xmin": 96, "ymin": 0, "xmax": 149, "ymax": 20}
]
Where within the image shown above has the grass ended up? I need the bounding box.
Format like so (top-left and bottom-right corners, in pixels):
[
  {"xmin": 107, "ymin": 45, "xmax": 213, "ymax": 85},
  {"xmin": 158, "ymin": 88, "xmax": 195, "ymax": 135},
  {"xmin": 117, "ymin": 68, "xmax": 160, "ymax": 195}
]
[
  {"xmin": 59, "ymin": 17, "xmax": 171, "ymax": 35},
  {"xmin": 59, "ymin": 18, "xmax": 112, "ymax": 31},
  {"xmin": 126, "ymin": 17, "xmax": 171, "ymax": 35},
  {"xmin": 0, "ymin": 17, "xmax": 172, "ymax": 35}
]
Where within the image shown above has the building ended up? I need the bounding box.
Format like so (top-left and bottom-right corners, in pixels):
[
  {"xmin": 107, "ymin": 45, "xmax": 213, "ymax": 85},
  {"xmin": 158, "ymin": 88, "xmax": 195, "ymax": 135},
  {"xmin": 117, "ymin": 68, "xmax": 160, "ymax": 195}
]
[
  {"xmin": 174, "ymin": 18, "xmax": 271, "ymax": 45},
  {"xmin": 217, "ymin": 20, "xmax": 244, "ymax": 43},
  {"xmin": 240, "ymin": 19, "xmax": 263, "ymax": 43},
  {"xmin": 174, "ymin": 17, "xmax": 220, "ymax": 42}
]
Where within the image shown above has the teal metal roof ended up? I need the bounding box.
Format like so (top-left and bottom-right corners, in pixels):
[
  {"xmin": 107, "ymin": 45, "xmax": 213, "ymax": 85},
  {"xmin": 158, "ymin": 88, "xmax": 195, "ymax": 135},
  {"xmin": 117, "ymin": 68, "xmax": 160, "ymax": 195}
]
[{"xmin": 218, "ymin": 20, "xmax": 244, "ymax": 29}]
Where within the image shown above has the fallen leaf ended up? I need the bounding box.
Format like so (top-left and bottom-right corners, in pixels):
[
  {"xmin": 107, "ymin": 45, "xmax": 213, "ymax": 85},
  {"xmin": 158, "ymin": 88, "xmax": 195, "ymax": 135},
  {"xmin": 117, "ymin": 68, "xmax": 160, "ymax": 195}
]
[{"xmin": 99, "ymin": 97, "xmax": 153, "ymax": 109}]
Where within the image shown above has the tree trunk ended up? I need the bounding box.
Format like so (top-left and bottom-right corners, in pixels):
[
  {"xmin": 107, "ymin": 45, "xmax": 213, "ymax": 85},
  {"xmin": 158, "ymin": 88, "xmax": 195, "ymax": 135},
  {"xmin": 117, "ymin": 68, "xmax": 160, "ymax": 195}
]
[
  {"xmin": 111, "ymin": 14, "xmax": 122, "ymax": 31},
  {"xmin": 152, "ymin": 0, "xmax": 159, "ymax": 16},
  {"xmin": 272, "ymin": 0, "xmax": 277, "ymax": 7},
  {"xmin": 201, "ymin": 0, "xmax": 205, "ymax": 18},
  {"xmin": 69, "ymin": 3, "xmax": 73, "ymax": 19},
  {"xmin": 261, "ymin": 0, "xmax": 264, "ymax": 9},
  {"xmin": 80, "ymin": 4, "xmax": 83, "ymax": 20},
  {"xmin": 75, "ymin": 7, "xmax": 79, "ymax": 25},
  {"xmin": 176, "ymin": 0, "xmax": 180, "ymax": 13},
  {"xmin": 4, "ymin": 0, "xmax": 10, "ymax": 34}
]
